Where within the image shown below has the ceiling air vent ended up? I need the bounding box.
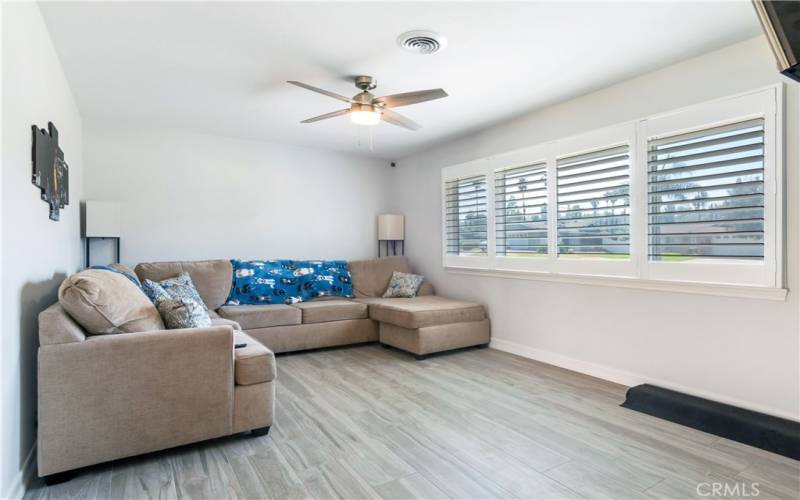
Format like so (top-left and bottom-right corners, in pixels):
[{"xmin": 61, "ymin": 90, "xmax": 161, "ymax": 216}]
[{"xmin": 397, "ymin": 30, "xmax": 447, "ymax": 55}]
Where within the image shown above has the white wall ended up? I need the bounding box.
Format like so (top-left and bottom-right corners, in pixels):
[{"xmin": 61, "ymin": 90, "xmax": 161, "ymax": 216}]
[
  {"xmin": 1, "ymin": 3, "xmax": 83, "ymax": 498},
  {"xmin": 390, "ymin": 36, "xmax": 800, "ymax": 420},
  {"xmin": 83, "ymin": 126, "xmax": 392, "ymax": 267}
]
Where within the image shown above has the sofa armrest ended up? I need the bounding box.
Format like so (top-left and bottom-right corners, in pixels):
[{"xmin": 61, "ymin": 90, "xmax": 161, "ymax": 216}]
[
  {"xmin": 37, "ymin": 325, "xmax": 235, "ymax": 476},
  {"xmin": 39, "ymin": 303, "xmax": 87, "ymax": 345}
]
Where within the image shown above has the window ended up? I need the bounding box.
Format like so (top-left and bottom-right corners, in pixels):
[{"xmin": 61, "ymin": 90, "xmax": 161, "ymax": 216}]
[
  {"xmin": 642, "ymin": 87, "xmax": 779, "ymax": 288},
  {"xmin": 441, "ymin": 86, "xmax": 782, "ymax": 294},
  {"xmin": 495, "ymin": 162, "xmax": 547, "ymax": 258},
  {"xmin": 556, "ymin": 145, "xmax": 631, "ymax": 259},
  {"xmin": 444, "ymin": 175, "xmax": 488, "ymax": 256},
  {"xmin": 648, "ymin": 119, "xmax": 765, "ymax": 262}
]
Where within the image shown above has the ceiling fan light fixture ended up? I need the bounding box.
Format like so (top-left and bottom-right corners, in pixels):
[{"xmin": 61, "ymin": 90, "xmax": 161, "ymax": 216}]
[
  {"xmin": 289, "ymin": 76, "xmax": 447, "ymax": 131},
  {"xmin": 350, "ymin": 110, "xmax": 381, "ymax": 126}
]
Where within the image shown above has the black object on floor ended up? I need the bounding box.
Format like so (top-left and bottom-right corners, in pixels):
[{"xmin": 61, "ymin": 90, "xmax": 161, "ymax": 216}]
[
  {"xmin": 43, "ymin": 470, "xmax": 75, "ymax": 486},
  {"xmin": 251, "ymin": 426, "xmax": 270, "ymax": 437},
  {"xmin": 622, "ymin": 384, "xmax": 800, "ymax": 460}
]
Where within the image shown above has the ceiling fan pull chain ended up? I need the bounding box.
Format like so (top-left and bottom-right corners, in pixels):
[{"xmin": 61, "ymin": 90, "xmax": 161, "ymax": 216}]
[{"xmin": 369, "ymin": 128, "xmax": 374, "ymax": 152}]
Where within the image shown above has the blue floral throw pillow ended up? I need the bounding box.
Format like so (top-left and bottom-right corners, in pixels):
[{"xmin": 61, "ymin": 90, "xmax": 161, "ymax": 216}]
[
  {"xmin": 142, "ymin": 272, "xmax": 211, "ymax": 329},
  {"xmin": 227, "ymin": 259, "xmax": 353, "ymax": 305},
  {"xmin": 382, "ymin": 271, "xmax": 424, "ymax": 298}
]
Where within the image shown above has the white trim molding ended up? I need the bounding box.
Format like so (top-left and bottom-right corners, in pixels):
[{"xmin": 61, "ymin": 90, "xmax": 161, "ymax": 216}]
[
  {"xmin": 489, "ymin": 338, "xmax": 799, "ymax": 422},
  {"xmin": 447, "ymin": 266, "xmax": 788, "ymax": 301},
  {"xmin": 3, "ymin": 444, "xmax": 36, "ymax": 500}
]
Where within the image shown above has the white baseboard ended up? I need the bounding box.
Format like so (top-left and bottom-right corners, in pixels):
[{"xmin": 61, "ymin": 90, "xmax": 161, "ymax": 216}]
[
  {"xmin": 489, "ymin": 337, "xmax": 799, "ymax": 422},
  {"xmin": 3, "ymin": 444, "xmax": 36, "ymax": 500}
]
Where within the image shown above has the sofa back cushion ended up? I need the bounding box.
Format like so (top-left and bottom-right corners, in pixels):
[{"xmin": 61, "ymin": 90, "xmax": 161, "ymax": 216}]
[
  {"xmin": 58, "ymin": 269, "xmax": 165, "ymax": 335},
  {"xmin": 348, "ymin": 256, "xmax": 412, "ymax": 298},
  {"xmin": 134, "ymin": 260, "xmax": 232, "ymax": 310}
]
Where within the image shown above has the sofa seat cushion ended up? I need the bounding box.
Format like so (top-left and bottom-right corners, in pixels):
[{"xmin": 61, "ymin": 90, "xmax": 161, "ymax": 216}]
[
  {"xmin": 210, "ymin": 317, "xmax": 241, "ymax": 330},
  {"xmin": 218, "ymin": 304, "xmax": 301, "ymax": 330},
  {"xmin": 293, "ymin": 300, "xmax": 368, "ymax": 324},
  {"xmin": 234, "ymin": 331, "xmax": 275, "ymax": 386},
  {"xmin": 356, "ymin": 296, "xmax": 485, "ymax": 329}
]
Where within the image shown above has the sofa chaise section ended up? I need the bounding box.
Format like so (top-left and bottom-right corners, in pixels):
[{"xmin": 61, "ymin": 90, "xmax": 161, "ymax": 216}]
[
  {"xmin": 357, "ymin": 295, "xmax": 486, "ymax": 329},
  {"xmin": 348, "ymin": 258, "xmax": 491, "ymax": 358}
]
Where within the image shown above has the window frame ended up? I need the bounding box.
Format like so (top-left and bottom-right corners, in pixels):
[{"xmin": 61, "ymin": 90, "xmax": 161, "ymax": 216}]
[
  {"xmin": 440, "ymin": 85, "xmax": 784, "ymax": 294},
  {"xmin": 441, "ymin": 158, "xmax": 492, "ymax": 270},
  {"xmin": 491, "ymin": 143, "xmax": 551, "ymax": 273},
  {"xmin": 551, "ymin": 122, "xmax": 638, "ymax": 278},
  {"xmin": 638, "ymin": 87, "xmax": 780, "ymax": 288}
]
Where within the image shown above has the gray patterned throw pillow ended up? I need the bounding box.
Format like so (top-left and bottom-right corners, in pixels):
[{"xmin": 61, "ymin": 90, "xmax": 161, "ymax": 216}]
[
  {"xmin": 142, "ymin": 273, "xmax": 208, "ymax": 310},
  {"xmin": 154, "ymin": 296, "xmax": 211, "ymax": 329},
  {"xmin": 382, "ymin": 271, "xmax": 425, "ymax": 298},
  {"xmin": 143, "ymin": 272, "xmax": 211, "ymax": 329}
]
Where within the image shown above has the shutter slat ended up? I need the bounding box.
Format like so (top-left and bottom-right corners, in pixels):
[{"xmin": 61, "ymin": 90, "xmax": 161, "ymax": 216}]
[
  {"xmin": 650, "ymin": 198, "xmax": 764, "ymax": 215},
  {"xmin": 650, "ymin": 130, "xmax": 763, "ymax": 157},
  {"xmin": 647, "ymin": 180, "xmax": 762, "ymax": 198},
  {"xmin": 649, "ymin": 119, "xmax": 763, "ymax": 148},
  {"xmin": 558, "ymin": 164, "xmax": 630, "ymax": 181},
  {"xmin": 649, "ymin": 155, "xmax": 764, "ymax": 179},
  {"xmin": 649, "ymin": 143, "xmax": 763, "ymax": 167},
  {"xmin": 649, "ymin": 168, "xmax": 763, "ymax": 189}
]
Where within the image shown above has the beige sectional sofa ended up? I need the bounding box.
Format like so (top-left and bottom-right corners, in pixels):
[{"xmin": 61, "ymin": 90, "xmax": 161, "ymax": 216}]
[
  {"xmin": 134, "ymin": 256, "xmax": 490, "ymax": 358},
  {"xmin": 37, "ymin": 256, "xmax": 489, "ymax": 483}
]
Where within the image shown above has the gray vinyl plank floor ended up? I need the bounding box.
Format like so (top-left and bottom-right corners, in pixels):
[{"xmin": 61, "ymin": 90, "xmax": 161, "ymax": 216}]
[{"xmin": 24, "ymin": 344, "xmax": 800, "ymax": 500}]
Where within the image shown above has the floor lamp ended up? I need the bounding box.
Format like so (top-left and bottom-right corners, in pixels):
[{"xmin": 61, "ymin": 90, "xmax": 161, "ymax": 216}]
[
  {"xmin": 378, "ymin": 214, "xmax": 404, "ymax": 257},
  {"xmin": 84, "ymin": 201, "xmax": 121, "ymax": 268}
]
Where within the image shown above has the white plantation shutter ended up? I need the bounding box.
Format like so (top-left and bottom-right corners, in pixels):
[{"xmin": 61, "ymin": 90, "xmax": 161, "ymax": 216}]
[
  {"xmin": 556, "ymin": 145, "xmax": 631, "ymax": 257},
  {"xmin": 648, "ymin": 119, "xmax": 765, "ymax": 261},
  {"xmin": 444, "ymin": 175, "xmax": 488, "ymax": 256},
  {"xmin": 495, "ymin": 162, "xmax": 548, "ymax": 257},
  {"xmin": 441, "ymin": 87, "xmax": 780, "ymax": 291}
]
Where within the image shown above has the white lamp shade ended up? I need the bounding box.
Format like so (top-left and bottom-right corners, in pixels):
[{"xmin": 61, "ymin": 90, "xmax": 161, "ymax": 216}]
[
  {"xmin": 85, "ymin": 201, "xmax": 121, "ymax": 237},
  {"xmin": 377, "ymin": 214, "xmax": 404, "ymax": 241}
]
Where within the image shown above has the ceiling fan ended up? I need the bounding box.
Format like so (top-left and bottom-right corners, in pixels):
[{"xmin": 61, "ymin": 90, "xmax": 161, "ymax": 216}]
[{"xmin": 287, "ymin": 76, "xmax": 447, "ymax": 131}]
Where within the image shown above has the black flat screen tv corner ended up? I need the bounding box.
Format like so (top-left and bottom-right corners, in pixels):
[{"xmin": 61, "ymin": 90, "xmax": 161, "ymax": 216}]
[{"xmin": 621, "ymin": 384, "xmax": 799, "ymax": 460}]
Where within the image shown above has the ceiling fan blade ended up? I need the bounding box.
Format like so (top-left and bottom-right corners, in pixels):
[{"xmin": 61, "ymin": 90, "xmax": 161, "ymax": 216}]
[
  {"xmin": 375, "ymin": 88, "xmax": 448, "ymax": 108},
  {"xmin": 300, "ymin": 108, "xmax": 351, "ymax": 123},
  {"xmin": 381, "ymin": 109, "xmax": 421, "ymax": 131},
  {"xmin": 287, "ymin": 81, "xmax": 354, "ymax": 104}
]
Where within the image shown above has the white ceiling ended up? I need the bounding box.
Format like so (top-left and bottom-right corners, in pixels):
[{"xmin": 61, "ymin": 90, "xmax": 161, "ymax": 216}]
[{"xmin": 39, "ymin": 1, "xmax": 761, "ymax": 159}]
